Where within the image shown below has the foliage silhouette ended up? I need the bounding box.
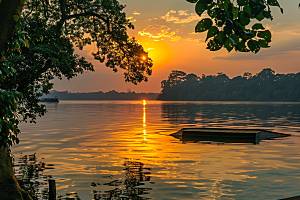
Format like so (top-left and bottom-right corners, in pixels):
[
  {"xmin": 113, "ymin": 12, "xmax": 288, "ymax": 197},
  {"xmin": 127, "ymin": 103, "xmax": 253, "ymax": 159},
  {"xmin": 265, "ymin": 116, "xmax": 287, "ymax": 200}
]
[
  {"xmin": 44, "ymin": 90, "xmax": 159, "ymax": 100},
  {"xmin": 158, "ymin": 68, "xmax": 300, "ymax": 102},
  {"xmin": 186, "ymin": 0, "xmax": 283, "ymax": 53},
  {"xmin": 0, "ymin": 0, "xmax": 153, "ymax": 149}
]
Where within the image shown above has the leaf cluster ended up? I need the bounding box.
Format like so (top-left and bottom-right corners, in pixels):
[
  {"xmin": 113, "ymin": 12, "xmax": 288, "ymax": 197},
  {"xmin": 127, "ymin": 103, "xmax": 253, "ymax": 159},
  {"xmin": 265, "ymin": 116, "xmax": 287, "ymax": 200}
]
[
  {"xmin": 0, "ymin": 0, "xmax": 153, "ymax": 148},
  {"xmin": 23, "ymin": 0, "xmax": 153, "ymax": 84},
  {"xmin": 187, "ymin": 0, "xmax": 283, "ymax": 53},
  {"xmin": 0, "ymin": 90, "xmax": 22, "ymax": 148}
]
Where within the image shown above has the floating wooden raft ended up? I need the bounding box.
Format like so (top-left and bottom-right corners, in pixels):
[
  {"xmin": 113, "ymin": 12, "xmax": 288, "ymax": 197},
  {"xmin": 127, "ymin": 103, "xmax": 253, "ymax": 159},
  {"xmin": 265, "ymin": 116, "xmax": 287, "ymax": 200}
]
[{"xmin": 171, "ymin": 128, "xmax": 291, "ymax": 144}]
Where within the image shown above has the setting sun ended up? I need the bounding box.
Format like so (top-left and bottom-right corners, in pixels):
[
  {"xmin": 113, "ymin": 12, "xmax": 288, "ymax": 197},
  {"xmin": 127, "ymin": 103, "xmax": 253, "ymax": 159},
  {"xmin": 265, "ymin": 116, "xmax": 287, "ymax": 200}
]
[{"xmin": 138, "ymin": 39, "xmax": 173, "ymax": 68}]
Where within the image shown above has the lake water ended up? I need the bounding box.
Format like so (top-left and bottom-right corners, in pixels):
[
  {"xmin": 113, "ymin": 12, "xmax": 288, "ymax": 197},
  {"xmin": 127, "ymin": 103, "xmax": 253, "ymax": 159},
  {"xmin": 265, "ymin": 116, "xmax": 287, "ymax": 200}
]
[{"xmin": 12, "ymin": 100, "xmax": 300, "ymax": 200}]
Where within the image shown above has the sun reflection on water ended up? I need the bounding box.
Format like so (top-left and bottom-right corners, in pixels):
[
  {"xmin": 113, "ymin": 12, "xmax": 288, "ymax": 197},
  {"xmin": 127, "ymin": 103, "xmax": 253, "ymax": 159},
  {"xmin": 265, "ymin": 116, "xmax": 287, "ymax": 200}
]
[
  {"xmin": 12, "ymin": 101, "xmax": 300, "ymax": 200},
  {"xmin": 143, "ymin": 100, "xmax": 146, "ymax": 141}
]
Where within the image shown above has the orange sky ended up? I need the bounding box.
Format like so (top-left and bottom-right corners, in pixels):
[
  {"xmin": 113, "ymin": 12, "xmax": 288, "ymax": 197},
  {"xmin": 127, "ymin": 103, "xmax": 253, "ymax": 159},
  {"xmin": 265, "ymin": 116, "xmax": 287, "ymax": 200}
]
[{"xmin": 52, "ymin": 0, "xmax": 300, "ymax": 93}]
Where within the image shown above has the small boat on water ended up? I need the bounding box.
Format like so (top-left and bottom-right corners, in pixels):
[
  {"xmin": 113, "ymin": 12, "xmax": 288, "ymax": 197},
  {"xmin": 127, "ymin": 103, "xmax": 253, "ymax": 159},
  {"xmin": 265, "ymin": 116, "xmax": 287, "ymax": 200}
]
[
  {"xmin": 171, "ymin": 128, "xmax": 291, "ymax": 144},
  {"xmin": 39, "ymin": 96, "xmax": 59, "ymax": 102}
]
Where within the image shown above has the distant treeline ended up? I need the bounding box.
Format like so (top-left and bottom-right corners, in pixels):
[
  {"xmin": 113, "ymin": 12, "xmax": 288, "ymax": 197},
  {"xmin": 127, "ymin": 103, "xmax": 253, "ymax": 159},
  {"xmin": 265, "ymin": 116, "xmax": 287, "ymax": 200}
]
[
  {"xmin": 44, "ymin": 90, "xmax": 159, "ymax": 100},
  {"xmin": 157, "ymin": 68, "xmax": 300, "ymax": 102}
]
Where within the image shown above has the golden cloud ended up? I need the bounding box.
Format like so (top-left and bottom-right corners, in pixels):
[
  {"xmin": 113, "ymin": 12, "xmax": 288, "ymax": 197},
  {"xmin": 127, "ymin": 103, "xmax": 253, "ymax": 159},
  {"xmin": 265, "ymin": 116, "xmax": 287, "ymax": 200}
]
[
  {"xmin": 138, "ymin": 25, "xmax": 181, "ymax": 41},
  {"xmin": 126, "ymin": 16, "xmax": 136, "ymax": 22},
  {"xmin": 161, "ymin": 10, "xmax": 201, "ymax": 24},
  {"xmin": 133, "ymin": 11, "xmax": 140, "ymax": 15},
  {"xmin": 148, "ymin": 18, "xmax": 158, "ymax": 21}
]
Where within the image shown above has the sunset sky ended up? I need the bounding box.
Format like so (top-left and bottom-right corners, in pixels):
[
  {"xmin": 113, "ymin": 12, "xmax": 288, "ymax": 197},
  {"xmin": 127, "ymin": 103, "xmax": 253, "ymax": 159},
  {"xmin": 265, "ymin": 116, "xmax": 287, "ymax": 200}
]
[{"xmin": 52, "ymin": 0, "xmax": 300, "ymax": 93}]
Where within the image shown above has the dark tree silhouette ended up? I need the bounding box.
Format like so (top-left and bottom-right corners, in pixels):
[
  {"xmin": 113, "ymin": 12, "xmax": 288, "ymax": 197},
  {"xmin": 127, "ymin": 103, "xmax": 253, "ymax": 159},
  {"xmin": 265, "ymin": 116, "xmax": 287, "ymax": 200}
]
[{"xmin": 158, "ymin": 68, "xmax": 300, "ymax": 102}]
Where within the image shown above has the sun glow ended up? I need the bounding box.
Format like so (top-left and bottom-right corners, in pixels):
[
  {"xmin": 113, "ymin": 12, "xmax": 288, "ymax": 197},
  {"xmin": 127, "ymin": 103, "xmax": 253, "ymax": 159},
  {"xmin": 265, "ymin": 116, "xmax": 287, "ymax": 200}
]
[{"xmin": 138, "ymin": 39, "xmax": 173, "ymax": 68}]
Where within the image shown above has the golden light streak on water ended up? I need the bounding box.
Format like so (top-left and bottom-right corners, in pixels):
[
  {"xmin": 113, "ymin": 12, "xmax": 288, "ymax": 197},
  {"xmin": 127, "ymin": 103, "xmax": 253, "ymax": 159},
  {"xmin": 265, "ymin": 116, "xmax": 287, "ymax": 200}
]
[
  {"xmin": 12, "ymin": 101, "xmax": 300, "ymax": 199},
  {"xmin": 143, "ymin": 100, "xmax": 147, "ymax": 145},
  {"xmin": 143, "ymin": 101, "xmax": 146, "ymax": 127}
]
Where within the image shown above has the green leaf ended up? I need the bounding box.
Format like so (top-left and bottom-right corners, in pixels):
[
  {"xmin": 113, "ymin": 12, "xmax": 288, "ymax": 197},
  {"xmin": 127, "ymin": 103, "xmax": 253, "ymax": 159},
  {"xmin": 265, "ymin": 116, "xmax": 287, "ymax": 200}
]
[
  {"xmin": 8, "ymin": 96, "xmax": 13, "ymax": 103},
  {"xmin": 195, "ymin": 1, "xmax": 206, "ymax": 16},
  {"xmin": 187, "ymin": 0, "xmax": 198, "ymax": 3},
  {"xmin": 224, "ymin": 38, "xmax": 234, "ymax": 52},
  {"xmin": 239, "ymin": 12, "xmax": 250, "ymax": 26},
  {"xmin": 195, "ymin": 18, "xmax": 213, "ymax": 33},
  {"xmin": 232, "ymin": 7, "xmax": 239, "ymax": 19},
  {"xmin": 241, "ymin": 30, "xmax": 256, "ymax": 40},
  {"xmin": 215, "ymin": 8, "xmax": 226, "ymax": 20},
  {"xmin": 207, "ymin": 39, "xmax": 222, "ymax": 51},
  {"xmin": 237, "ymin": 0, "xmax": 249, "ymax": 6},
  {"xmin": 262, "ymin": 10, "xmax": 272, "ymax": 19},
  {"xmin": 258, "ymin": 39, "xmax": 269, "ymax": 48},
  {"xmin": 256, "ymin": 12, "xmax": 265, "ymax": 21},
  {"xmin": 13, "ymin": 15, "xmax": 19, "ymax": 22},
  {"xmin": 257, "ymin": 30, "xmax": 271, "ymax": 42},
  {"xmin": 247, "ymin": 39, "xmax": 260, "ymax": 53},
  {"xmin": 206, "ymin": 26, "xmax": 219, "ymax": 42},
  {"xmin": 215, "ymin": 31, "xmax": 226, "ymax": 45},
  {"xmin": 224, "ymin": 25, "xmax": 232, "ymax": 35},
  {"xmin": 252, "ymin": 23, "xmax": 265, "ymax": 30},
  {"xmin": 219, "ymin": 0, "xmax": 231, "ymax": 10},
  {"xmin": 208, "ymin": 8, "xmax": 216, "ymax": 18},
  {"xmin": 195, "ymin": 0, "xmax": 214, "ymax": 17},
  {"xmin": 236, "ymin": 41, "xmax": 250, "ymax": 52},
  {"xmin": 229, "ymin": 34, "xmax": 239, "ymax": 45},
  {"xmin": 243, "ymin": 5, "xmax": 251, "ymax": 17},
  {"xmin": 251, "ymin": 3, "xmax": 266, "ymax": 17}
]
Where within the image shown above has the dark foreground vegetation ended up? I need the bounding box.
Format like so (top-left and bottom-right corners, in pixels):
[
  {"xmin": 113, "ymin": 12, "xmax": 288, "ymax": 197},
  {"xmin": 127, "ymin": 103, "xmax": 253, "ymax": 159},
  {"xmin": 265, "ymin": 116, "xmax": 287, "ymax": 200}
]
[
  {"xmin": 0, "ymin": 0, "xmax": 152, "ymax": 198},
  {"xmin": 45, "ymin": 90, "xmax": 159, "ymax": 100},
  {"xmin": 157, "ymin": 68, "xmax": 300, "ymax": 101}
]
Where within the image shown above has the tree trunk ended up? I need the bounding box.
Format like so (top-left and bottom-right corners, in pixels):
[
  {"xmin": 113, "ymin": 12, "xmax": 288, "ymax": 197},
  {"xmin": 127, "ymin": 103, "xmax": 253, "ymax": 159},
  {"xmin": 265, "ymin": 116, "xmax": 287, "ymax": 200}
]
[
  {"xmin": 0, "ymin": 0, "xmax": 25, "ymax": 60},
  {"xmin": 0, "ymin": 147, "xmax": 32, "ymax": 200}
]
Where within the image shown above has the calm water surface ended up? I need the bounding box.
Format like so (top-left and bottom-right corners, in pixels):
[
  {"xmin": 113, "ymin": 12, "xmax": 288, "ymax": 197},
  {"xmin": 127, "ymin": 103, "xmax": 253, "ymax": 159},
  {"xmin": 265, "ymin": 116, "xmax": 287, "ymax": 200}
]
[{"xmin": 12, "ymin": 100, "xmax": 300, "ymax": 200}]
